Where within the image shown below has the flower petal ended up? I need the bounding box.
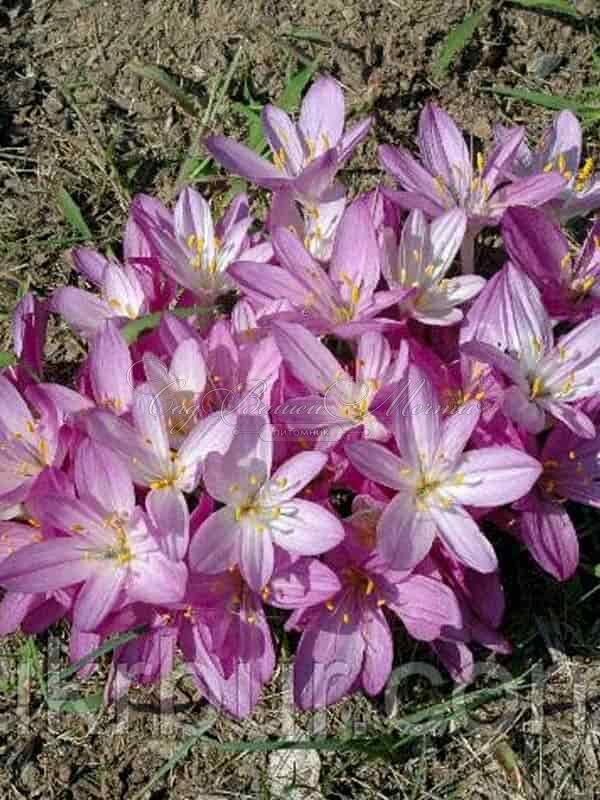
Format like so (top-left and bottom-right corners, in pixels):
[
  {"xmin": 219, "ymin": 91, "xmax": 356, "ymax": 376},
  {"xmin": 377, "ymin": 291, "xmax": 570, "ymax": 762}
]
[
  {"xmin": 377, "ymin": 490, "xmax": 437, "ymax": 569},
  {"xmin": 146, "ymin": 487, "xmax": 190, "ymax": 561},
  {"xmin": 447, "ymin": 446, "xmax": 542, "ymax": 507},
  {"xmin": 345, "ymin": 440, "xmax": 408, "ymax": 490},
  {"xmin": 188, "ymin": 507, "xmax": 239, "ymax": 574},
  {"xmin": 240, "ymin": 523, "xmax": 275, "ymax": 591},
  {"xmin": 429, "ymin": 504, "xmax": 498, "ymax": 573},
  {"xmin": 270, "ymin": 499, "xmax": 344, "ymax": 556}
]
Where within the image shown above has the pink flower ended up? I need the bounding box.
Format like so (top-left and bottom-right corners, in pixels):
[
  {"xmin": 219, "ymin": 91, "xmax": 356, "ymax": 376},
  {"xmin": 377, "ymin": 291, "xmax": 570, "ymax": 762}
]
[
  {"xmin": 0, "ymin": 376, "xmax": 62, "ymax": 511},
  {"xmin": 205, "ymin": 76, "xmax": 372, "ymax": 204},
  {"xmin": 383, "ymin": 208, "xmax": 485, "ymax": 325},
  {"xmin": 513, "ymin": 424, "xmax": 600, "ymax": 581},
  {"xmin": 502, "ymin": 206, "xmax": 600, "ymax": 323},
  {"xmin": 229, "ymin": 198, "xmax": 412, "ymax": 338},
  {"xmin": 495, "ymin": 110, "xmax": 600, "ymax": 222},
  {"xmin": 288, "ymin": 498, "xmax": 463, "ymax": 708},
  {"xmin": 345, "ymin": 365, "xmax": 541, "ymax": 573},
  {"xmin": 0, "ymin": 441, "xmax": 186, "ymax": 631},
  {"xmin": 462, "ymin": 264, "xmax": 600, "ymax": 438},
  {"xmin": 189, "ymin": 415, "xmax": 344, "ymax": 590},
  {"xmin": 273, "ymin": 321, "xmax": 407, "ymax": 448}
]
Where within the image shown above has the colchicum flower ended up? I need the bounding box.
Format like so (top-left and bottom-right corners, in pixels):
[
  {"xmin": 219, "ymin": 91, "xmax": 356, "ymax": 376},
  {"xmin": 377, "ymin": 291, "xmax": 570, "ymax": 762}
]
[
  {"xmin": 0, "ymin": 376, "xmax": 61, "ymax": 511},
  {"xmin": 0, "ymin": 441, "xmax": 186, "ymax": 631},
  {"xmin": 189, "ymin": 415, "xmax": 344, "ymax": 591},
  {"xmin": 134, "ymin": 187, "xmax": 259, "ymax": 302},
  {"xmin": 383, "ymin": 207, "xmax": 485, "ymax": 325},
  {"xmin": 502, "ymin": 205, "xmax": 600, "ymax": 322},
  {"xmin": 345, "ymin": 365, "xmax": 541, "ymax": 573},
  {"xmin": 462, "ymin": 263, "xmax": 600, "ymax": 438},
  {"xmin": 495, "ymin": 110, "xmax": 600, "ymax": 222},
  {"xmin": 205, "ymin": 76, "xmax": 372, "ymax": 204},
  {"xmin": 289, "ymin": 498, "xmax": 463, "ymax": 709},
  {"xmin": 273, "ymin": 321, "xmax": 408, "ymax": 447},
  {"xmin": 513, "ymin": 424, "xmax": 600, "ymax": 582},
  {"xmin": 379, "ymin": 103, "xmax": 565, "ymax": 272},
  {"xmin": 52, "ymin": 247, "xmax": 147, "ymax": 339},
  {"xmin": 86, "ymin": 384, "xmax": 236, "ymax": 559},
  {"xmin": 230, "ymin": 199, "xmax": 412, "ymax": 338}
]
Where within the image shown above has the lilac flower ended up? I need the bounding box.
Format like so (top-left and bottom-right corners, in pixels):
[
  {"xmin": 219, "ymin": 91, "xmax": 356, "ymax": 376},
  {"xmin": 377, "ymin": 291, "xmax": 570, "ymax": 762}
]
[
  {"xmin": 379, "ymin": 103, "xmax": 566, "ymax": 272},
  {"xmin": 205, "ymin": 76, "xmax": 372, "ymax": 204},
  {"xmin": 123, "ymin": 193, "xmax": 177, "ymax": 311},
  {"xmin": 273, "ymin": 321, "xmax": 408, "ymax": 447},
  {"xmin": 87, "ymin": 320, "xmax": 134, "ymax": 415},
  {"xmin": 345, "ymin": 365, "xmax": 541, "ymax": 573},
  {"xmin": 288, "ymin": 498, "xmax": 463, "ymax": 709},
  {"xmin": 229, "ymin": 199, "xmax": 412, "ymax": 338},
  {"xmin": 268, "ymin": 185, "xmax": 346, "ymax": 261},
  {"xmin": 86, "ymin": 385, "xmax": 236, "ymax": 559},
  {"xmin": 134, "ymin": 187, "xmax": 260, "ymax": 302},
  {"xmin": 0, "ymin": 441, "xmax": 186, "ymax": 631},
  {"xmin": 495, "ymin": 110, "xmax": 600, "ymax": 222},
  {"xmin": 189, "ymin": 415, "xmax": 345, "ymax": 591},
  {"xmin": 52, "ymin": 248, "xmax": 146, "ymax": 339},
  {"xmin": 420, "ymin": 542, "xmax": 511, "ymax": 683},
  {"xmin": 142, "ymin": 336, "xmax": 208, "ymax": 445},
  {"xmin": 513, "ymin": 425, "xmax": 600, "ymax": 581},
  {"xmin": 0, "ymin": 376, "xmax": 62, "ymax": 511},
  {"xmin": 11, "ymin": 292, "xmax": 49, "ymax": 386},
  {"xmin": 383, "ymin": 208, "xmax": 485, "ymax": 325},
  {"xmin": 462, "ymin": 264, "xmax": 600, "ymax": 438},
  {"xmin": 502, "ymin": 205, "xmax": 600, "ymax": 322}
]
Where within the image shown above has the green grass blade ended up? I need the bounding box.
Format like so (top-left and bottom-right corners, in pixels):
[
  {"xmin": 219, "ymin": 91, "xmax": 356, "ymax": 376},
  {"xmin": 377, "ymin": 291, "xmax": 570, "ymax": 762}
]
[
  {"xmin": 46, "ymin": 690, "xmax": 105, "ymax": 715},
  {"xmin": 121, "ymin": 304, "xmax": 216, "ymax": 344},
  {"xmin": 56, "ymin": 625, "xmax": 149, "ymax": 683},
  {"xmin": 127, "ymin": 63, "xmax": 202, "ymax": 117},
  {"xmin": 433, "ymin": 9, "xmax": 485, "ymax": 78},
  {"xmin": 489, "ymin": 85, "xmax": 600, "ymax": 117},
  {"xmin": 132, "ymin": 713, "xmax": 218, "ymax": 800},
  {"xmin": 57, "ymin": 188, "xmax": 92, "ymax": 241},
  {"xmin": 507, "ymin": 0, "xmax": 581, "ymax": 18},
  {"xmin": 0, "ymin": 351, "xmax": 16, "ymax": 369},
  {"xmin": 278, "ymin": 61, "xmax": 320, "ymax": 113}
]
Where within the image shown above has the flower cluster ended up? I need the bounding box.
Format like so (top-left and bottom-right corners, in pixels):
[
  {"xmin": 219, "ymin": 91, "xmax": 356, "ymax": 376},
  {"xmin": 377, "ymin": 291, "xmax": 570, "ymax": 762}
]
[{"xmin": 1, "ymin": 77, "xmax": 600, "ymax": 717}]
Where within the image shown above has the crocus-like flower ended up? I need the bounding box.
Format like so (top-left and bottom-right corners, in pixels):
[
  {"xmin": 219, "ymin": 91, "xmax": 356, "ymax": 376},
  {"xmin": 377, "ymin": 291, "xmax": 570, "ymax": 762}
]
[
  {"xmin": 189, "ymin": 415, "xmax": 345, "ymax": 591},
  {"xmin": 419, "ymin": 542, "xmax": 511, "ymax": 683},
  {"xmin": 272, "ymin": 321, "xmax": 408, "ymax": 447},
  {"xmin": 512, "ymin": 424, "xmax": 600, "ymax": 581},
  {"xmin": 288, "ymin": 498, "xmax": 463, "ymax": 709},
  {"xmin": 0, "ymin": 376, "xmax": 61, "ymax": 511},
  {"xmin": 495, "ymin": 110, "xmax": 600, "ymax": 222},
  {"xmin": 134, "ymin": 187, "xmax": 256, "ymax": 302},
  {"xmin": 230, "ymin": 199, "xmax": 411, "ymax": 338},
  {"xmin": 0, "ymin": 441, "xmax": 187, "ymax": 631},
  {"xmin": 379, "ymin": 103, "xmax": 565, "ymax": 272},
  {"xmin": 502, "ymin": 205, "xmax": 600, "ymax": 322},
  {"xmin": 462, "ymin": 264, "xmax": 600, "ymax": 438},
  {"xmin": 87, "ymin": 320, "xmax": 134, "ymax": 415},
  {"xmin": 383, "ymin": 207, "xmax": 485, "ymax": 325},
  {"xmin": 345, "ymin": 365, "xmax": 542, "ymax": 573},
  {"xmin": 86, "ymin": 384, "xmax": 236, "ymax": 559},
  {"xmin": 268, "ymin": 185, "xmax": 346, "ymax": 261},
  {"xmin": 142, "ymin": 336, "xmax": 208, "ymax": 445},
  {"xmin": 52, "ymin": 248, "xmax": 146, "ymax": 339},
  {"xmin": 205, "ymin": 76, "xmax": 372, "ymax": 204},
  {"xmin": 102, "ymin": 553, "xmax": 340, "ymax": 716},
  {"xmin": 11, "ymin": 292, "xmax": 48, "ymax": 387}
]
